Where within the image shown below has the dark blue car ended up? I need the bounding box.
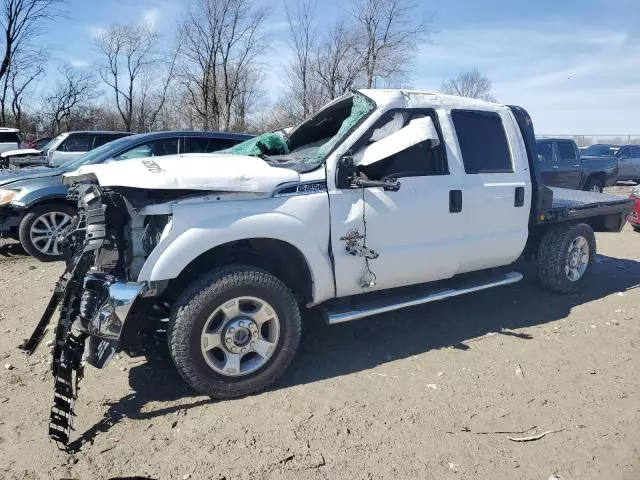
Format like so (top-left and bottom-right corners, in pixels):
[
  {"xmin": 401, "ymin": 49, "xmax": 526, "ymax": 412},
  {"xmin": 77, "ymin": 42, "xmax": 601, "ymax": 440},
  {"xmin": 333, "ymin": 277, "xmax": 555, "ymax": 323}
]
[{"xmin": 0, "ymin": 130, "xmax": 252, "ymax": 260}]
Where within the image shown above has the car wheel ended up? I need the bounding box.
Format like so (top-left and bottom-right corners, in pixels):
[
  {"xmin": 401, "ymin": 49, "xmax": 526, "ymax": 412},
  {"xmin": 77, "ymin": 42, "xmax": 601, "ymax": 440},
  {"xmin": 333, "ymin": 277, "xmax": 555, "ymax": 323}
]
[
  {"xmin": 583, "ymin": 178, "xmax": 603, "ymax": 193},
  {"xmin": 169, "ymin": 265, "xmax": 301, "ymax": 399},
  {"xmin": 537, "ymin": 223, "xmax": 596, "ymax": 293},
  {"xmin": 633, "ymin": 225, "xmax": 640, "ymax": 233},
  {"xmin": 18, "ymin": 203, "xmax": 75, "ymax": 262}
]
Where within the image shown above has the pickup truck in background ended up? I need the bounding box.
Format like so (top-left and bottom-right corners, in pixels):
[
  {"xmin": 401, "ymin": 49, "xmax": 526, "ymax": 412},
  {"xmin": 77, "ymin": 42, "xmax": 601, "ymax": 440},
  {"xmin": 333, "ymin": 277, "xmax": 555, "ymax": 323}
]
[
  {"xmin": 21, "ymin": 89, "xmax": 634, "ymax": 447},
  {"xmin": 536, "ymin": 138, "xmax": 619, "ymax": 192},
  {"xmin": 615, "ymin": 145, "xmax": 640, "ymax": 183}
]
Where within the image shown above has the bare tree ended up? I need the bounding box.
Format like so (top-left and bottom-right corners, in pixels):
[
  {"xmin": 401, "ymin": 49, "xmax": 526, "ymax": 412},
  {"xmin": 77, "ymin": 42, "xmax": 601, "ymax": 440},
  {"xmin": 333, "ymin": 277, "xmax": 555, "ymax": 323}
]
[
  {"xmin": 284, "ymin": 0, "xmax": 316, "ymax": 119},
  {"xmin": 96, "ymin": 22, "xmax": 176, "ymax": 132},
  {"xmin": 180, "ymin": 0, "xmax": 268, "ymax": 131},
  {"xmin": 0, "ymin": 46, "xmax": 42, "ymax": 126},
  {"xmin": 349, "ymin": 0, "xmax": 430, "ymax": 88},
  {"xmin": 441, "ymin": 69, "xmax": 496, "ymax": 102},
  {"xmin": 0, "ymin": 0, "xmax": 61, "ymax": 84},
  {"xmin": 42, "ymin": 63, "xmax": 96, "ymax": 134},
  {"xmin": 313, "ymin": 21, "xmax": 363, "ymax": 102}
]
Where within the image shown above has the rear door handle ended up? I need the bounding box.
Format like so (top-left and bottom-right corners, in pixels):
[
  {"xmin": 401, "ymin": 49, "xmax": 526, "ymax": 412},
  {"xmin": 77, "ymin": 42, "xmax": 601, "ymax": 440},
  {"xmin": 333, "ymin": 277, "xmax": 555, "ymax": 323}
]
[
  {"xmin": 449, "ymin": 190, "xmax": 462, "ymax": 213},
  {"xmin": 515, "ymin": 187, "xmax": 525, "ymax": 207}
]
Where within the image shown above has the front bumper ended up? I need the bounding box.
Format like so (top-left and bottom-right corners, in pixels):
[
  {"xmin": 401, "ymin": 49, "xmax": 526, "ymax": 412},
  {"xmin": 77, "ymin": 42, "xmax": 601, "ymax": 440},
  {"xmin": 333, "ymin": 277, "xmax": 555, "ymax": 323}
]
[
  {"xmin": 0, "ymin": 204, "xmax": 22, "ymax": 236},
  {"xmin": 81, "ymin": 274, "xmax": 146, "ymax": 368}
]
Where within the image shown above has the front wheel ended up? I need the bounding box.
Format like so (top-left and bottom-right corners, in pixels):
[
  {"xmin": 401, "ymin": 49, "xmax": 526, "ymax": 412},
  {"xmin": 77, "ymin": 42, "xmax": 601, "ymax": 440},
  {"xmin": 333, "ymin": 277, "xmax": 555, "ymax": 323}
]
[
  {"xmin": 537, "ymin": 223, "xmax": 596, "ymax": 293},
  {"xmin": 583, "ymin": 178, "xmax": 603, "ymax": 193},
  {"xmin": 18, "ymin": 203, "xmax": 75, "ymax": 261},
  {"xmin": 168, "ymin": 266, "xmax": 301, "ymax": 399}
]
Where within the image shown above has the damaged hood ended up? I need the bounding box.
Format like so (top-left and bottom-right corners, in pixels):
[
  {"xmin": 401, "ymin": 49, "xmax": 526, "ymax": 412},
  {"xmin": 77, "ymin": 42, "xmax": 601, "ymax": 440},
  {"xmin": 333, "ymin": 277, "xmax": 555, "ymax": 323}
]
[
  {"xmin": 62, "ymin": 153, "xmax": 301, "ymax": 193},
  {"xmin": 1, "ymin": 148, "xmax": 42, "ymax": 158}
]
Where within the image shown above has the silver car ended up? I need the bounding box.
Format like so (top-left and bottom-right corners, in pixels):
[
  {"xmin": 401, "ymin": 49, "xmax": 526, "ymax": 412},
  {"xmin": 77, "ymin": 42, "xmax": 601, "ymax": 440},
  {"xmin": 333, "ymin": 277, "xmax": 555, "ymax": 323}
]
[
  {"xmin": 43, "ymin": 131, "xmax": 131, "ymax": 167},
  {"xmin": 616, "ymin": 145, "xmax": 640, "ymax": 182}
]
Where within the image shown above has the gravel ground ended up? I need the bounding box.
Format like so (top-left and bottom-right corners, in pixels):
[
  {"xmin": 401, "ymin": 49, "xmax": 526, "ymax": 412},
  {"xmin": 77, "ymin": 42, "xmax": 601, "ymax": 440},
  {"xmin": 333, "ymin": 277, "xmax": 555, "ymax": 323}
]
[{"xmin": 0, "ymin": 186, "xmax": 639, "ymax": 480}]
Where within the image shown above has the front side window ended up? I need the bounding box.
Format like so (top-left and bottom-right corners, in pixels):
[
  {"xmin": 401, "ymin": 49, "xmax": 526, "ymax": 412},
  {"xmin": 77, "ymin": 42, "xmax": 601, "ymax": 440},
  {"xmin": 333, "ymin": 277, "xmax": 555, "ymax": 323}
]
[
  {"xmin": 537, "ymin": 141, "xmax": 554, "ymax": 164},
  {"xmin": 452, "ymin": 110, "xmax": 513, "ymax": 174},
  {"xmin": 616, "ymin": 146, "xmax": 631, "ymax": 159},
  {"xmin": 355, "ymin": 110, "xmax": 448, "ymax": 181},
  {"xmin": 115, "ymin": 138, "xmax": 179, "ymax": 161},
  {"xmin": 557, "ymin": 141, "xmax": 577, "ymax": 163}
]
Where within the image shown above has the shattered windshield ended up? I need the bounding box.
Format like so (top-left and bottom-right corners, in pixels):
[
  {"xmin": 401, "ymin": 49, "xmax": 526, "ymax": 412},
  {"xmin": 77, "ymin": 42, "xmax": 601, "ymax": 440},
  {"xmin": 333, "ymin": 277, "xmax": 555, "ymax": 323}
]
[{"xmin": 221, "ymin": 91, "xmax": 375, "ymax": 172}]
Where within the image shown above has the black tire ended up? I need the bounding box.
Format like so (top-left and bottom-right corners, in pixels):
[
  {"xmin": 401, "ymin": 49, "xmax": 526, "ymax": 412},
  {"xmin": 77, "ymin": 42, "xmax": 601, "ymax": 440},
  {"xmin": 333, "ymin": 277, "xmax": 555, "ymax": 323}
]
[
  {"xmin": 632, "ymin": 225, "xmax": 640, "ymax": 233},
  {"xmin": 537, "ymin": 223, "xmax": 596, "ymax": 293},
  {"xmin": 168, "ymin": 265, "xmax": 301, "ymax": 399},
  {"xmin": 583, "ymin": 178, "xmax": 603, "ymax": 193},
  {"xmin": 18, "ymin": 203, "xmax": 75, "ymax": 262}
]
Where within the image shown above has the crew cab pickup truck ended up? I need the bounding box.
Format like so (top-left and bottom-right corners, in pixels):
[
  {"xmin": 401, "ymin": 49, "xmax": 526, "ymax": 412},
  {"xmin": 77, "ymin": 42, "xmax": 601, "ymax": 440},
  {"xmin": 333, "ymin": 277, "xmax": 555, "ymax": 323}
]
[
  {"xmin": 20, "ymin": 89, "xmax": 634, "ymax": 447},
  {"xmin": 536, "ymin": 138, "xmax": 619, "ymax": 192}
]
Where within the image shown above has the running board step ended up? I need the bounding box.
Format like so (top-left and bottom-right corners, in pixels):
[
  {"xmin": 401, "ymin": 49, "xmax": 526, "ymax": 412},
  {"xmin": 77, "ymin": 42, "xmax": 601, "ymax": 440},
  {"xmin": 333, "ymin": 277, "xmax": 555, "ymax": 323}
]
[{"xmin": 326, "ymin": 271, "xmax": 523, "ymax": 325}]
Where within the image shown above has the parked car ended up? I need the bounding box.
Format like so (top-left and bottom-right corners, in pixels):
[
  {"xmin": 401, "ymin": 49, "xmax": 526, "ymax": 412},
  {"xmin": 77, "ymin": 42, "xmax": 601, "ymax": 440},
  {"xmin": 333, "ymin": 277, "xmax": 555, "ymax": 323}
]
[
  {"xmin": 536, "ymin": 138, "xmax": 618, "ymax": 192},
  {"xmin": 0, "ymin": 130, "xmax": 252, "ymax": 260},
  {"xmin": 580, "ymin": 143, "xmax": 619, "ymax": 158},
  {"xmin": 628, "ymin": 185, "xmax": 640, "ymax": 231},
  {"xmin": 0, "ymin": 138, "xmax": 55, "ymax": 169},
  {"xmin": 0, "ymin": 128, "xmax": 24, "ymax": 154},
  {"xmin": 25, "ymin": 136, "xmax": 53, "ymax": 150},
  {"xmin": 614, "ymin": 145, "xmax": 640, "ymax": 183},
  {"xmin": 45, "ymin": 131, "xmax": 134, "ymax": 167},
  {"xmin": 20, "ymin": 90, "xmax": 634, "ymax": 446}
]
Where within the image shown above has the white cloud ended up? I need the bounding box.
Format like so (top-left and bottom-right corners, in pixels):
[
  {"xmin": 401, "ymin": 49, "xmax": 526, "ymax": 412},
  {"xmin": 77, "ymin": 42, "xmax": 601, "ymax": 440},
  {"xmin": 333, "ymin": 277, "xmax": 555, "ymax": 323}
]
[
  {"xmin": 86, "ymin": 25, "xmax": 106, "ymax": 39},
  {"xmin": 69, "ymin": 60, "xmax": 90, "ymax": 68},
  {"xmin": 415, "ymin": 22, "xmax": 640, "ymax": 134},
  {"xmin": 142, "ymin": 8, "xmax": 160, "ymax": 30}
]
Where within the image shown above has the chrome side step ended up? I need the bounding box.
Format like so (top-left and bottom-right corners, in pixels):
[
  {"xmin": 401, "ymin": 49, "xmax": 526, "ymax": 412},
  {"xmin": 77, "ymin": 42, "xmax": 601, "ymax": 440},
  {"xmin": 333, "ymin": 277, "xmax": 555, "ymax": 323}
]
[{"xmin": 326, "ymin": 271, "xmax": 523, "ymax": 325}]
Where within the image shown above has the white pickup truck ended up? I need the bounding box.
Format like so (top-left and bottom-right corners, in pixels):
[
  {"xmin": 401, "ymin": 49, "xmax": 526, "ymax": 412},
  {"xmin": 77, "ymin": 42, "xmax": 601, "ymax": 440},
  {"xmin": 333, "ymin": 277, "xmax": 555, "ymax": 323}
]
[{"xmin": 21, "ymin": 89, "xmax": 633, "ymax": 446}]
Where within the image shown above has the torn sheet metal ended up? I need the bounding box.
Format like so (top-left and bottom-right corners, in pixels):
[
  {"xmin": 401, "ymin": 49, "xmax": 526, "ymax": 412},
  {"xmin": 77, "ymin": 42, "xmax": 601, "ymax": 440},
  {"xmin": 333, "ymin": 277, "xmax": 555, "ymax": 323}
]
[{"xmin": 62, "ymin": 154, "xmax": 300, "ymax": 193}]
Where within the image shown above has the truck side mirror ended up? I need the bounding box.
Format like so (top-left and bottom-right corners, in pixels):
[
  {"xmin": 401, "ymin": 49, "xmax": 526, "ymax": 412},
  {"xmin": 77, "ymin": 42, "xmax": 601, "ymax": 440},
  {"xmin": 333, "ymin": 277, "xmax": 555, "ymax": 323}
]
[
  {"xmin": 336, "ymin": 152, "xmax": 356, "ymax": 189},
  {"xmin": 355, "ymin": 116, "xmax": 440, "ymax": 167}
]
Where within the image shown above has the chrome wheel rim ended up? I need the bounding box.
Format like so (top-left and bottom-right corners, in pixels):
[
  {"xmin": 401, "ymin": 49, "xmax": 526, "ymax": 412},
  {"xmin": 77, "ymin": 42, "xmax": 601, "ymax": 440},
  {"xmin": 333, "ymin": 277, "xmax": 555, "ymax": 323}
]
[
  {"xmin": 201, "ymin": 296, "xmax": 280, "ymax": 377},
  {"xmin": 565, "ymin": 236, "xmax": 589, "ymax": 282},
  {"xmin": 29, "ymin": 211, "xmax": 72, "ymax": 256}
]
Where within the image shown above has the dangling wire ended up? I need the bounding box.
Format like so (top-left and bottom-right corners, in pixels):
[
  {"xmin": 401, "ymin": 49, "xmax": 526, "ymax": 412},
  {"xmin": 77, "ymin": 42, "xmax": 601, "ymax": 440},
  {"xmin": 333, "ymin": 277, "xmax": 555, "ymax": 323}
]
[{"xmin": 359, "ymin": 186, "xmax": 377, "ymax": 288}]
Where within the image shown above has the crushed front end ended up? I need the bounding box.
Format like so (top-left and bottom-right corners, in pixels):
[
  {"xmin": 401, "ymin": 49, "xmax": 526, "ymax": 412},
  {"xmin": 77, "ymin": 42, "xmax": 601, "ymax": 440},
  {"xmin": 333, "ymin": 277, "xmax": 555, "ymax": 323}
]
[{"xmin": 20, "ymin": 183, "xmax": 153, "ymax": 448}]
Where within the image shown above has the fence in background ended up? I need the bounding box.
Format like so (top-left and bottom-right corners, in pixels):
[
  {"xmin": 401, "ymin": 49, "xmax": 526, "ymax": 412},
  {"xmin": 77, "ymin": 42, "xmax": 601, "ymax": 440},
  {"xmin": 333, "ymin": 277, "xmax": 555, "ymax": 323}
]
[{"xmin": 538, "ymin": 135, "xmax": 640, "ymax": 147}]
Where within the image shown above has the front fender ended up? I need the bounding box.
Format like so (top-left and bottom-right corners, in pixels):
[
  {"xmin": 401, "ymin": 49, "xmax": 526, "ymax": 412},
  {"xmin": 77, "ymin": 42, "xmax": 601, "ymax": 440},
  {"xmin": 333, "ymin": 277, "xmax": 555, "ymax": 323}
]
[{"xmin": 137, "ymin": 195, "xmax": 335, "ymax": 304}]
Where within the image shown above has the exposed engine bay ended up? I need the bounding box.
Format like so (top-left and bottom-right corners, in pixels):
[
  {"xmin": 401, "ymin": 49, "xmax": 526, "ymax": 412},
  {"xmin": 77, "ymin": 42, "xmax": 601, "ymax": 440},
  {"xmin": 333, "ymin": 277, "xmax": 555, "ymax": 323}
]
[{"xmin": 18, "ymin": 183, "xmax": 184, "ymax": 448}]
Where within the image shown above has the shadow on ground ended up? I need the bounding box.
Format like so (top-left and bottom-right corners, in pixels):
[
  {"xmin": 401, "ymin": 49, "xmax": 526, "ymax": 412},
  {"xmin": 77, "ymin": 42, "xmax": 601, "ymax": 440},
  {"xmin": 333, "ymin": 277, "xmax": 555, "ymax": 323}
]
[
  {"xmin": 0, "ymin": 238, "xmax": 27, "ymax": 258},
  {"xmin": 68, "ymin": 254, "xmax": 640, "ymax": 451}
]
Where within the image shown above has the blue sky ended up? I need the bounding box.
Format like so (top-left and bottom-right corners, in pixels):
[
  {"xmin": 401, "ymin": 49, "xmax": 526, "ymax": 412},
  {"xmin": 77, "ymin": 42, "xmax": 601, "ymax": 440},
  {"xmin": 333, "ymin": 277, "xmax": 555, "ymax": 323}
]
[{"xmin": 40, "ymin": 0, "xmax": 640, "ymax": 134}]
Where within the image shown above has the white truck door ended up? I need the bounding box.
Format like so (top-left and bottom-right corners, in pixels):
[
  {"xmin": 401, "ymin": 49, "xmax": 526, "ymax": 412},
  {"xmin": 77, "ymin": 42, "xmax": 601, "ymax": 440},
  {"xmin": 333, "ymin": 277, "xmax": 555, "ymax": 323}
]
[
  {"xmin": 329, "ymin": 109, "xmax": 465, "ymax": 297},
  {"xmin": 447, "ymin": 108, "xmax": 531, "ymax": 273}
]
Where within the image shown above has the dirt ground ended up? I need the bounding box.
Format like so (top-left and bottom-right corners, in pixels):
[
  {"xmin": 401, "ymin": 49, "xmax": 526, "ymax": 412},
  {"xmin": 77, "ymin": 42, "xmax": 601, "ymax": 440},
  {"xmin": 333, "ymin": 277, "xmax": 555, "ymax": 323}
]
[{"xmin": 1, "ymin": 186, "xmax": 639, "ymax": 480}]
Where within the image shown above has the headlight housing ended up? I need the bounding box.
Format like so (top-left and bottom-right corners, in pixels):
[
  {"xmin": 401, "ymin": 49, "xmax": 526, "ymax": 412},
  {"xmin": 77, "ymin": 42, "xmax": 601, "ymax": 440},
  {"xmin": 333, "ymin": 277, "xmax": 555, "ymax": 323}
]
[{"xmin": 0, "ymin": 188, "xmax": 20, "ymax": 206}]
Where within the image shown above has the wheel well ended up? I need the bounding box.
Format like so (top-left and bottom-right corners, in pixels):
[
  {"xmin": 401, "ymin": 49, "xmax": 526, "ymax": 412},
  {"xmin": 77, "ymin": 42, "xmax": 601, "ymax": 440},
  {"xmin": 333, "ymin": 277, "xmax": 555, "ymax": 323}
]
[
  {"xmin": 584, "ymin": 172, "xmax": 605, "ymax": 187},
  {"xmin": 26, "ymin": 197, "xmax": 76, "ymax": 212},
  {"xmin": 162, "ymin": 238, "xmax": 314, "ymax": 306}
]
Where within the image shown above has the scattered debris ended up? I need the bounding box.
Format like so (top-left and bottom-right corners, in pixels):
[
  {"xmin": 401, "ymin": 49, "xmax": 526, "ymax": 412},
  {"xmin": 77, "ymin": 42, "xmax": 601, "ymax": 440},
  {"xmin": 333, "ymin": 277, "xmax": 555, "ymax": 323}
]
[
  {"xmin": 507, "ymin": 429, "xmax": 563, "ymax": 442},
  {"xmin": 426, "ymin": 384, "xmax": 438, "ymax": 390},
  {"xmin": 616, "ymin": 292, "xmax": 626, "ymax": 297},
  {"xmin": 514, "ymin": 363, "xmax": 524, "ymax": 379},
  {"xmin": 448, "ymin": 462, "xmax": 460, "ymax": 472},
  {"xmin": 437, "ymin": 371, "xmax": 444, "ymax": 377},
  {"xmin": 467, "ymin": 426, "xmax": 537, "ymax": 435},
  {"xmin": 588, "ymin": 324, "xmax": 596, "ymax": 329},
  {"xmin": 549, "ymin": 474, "xmax": 562, "ymax": 479},
  {"xmin": 99, "ymin": 445, "xmax": 116, "ymax": 454},
  {"xmin": 45, "ymin": 340, "xmax": 54, "ymax": 347},
  {"xmin": 182, "ymin": 474, "xmax": 191, "ymax": 480},
  {"xmin": 4, "ymin": 363, "xmax": 14, "ymax": 370},
  {"xmin": 0, "ymin": 396, "xmax": 8, "ymax": 404}
]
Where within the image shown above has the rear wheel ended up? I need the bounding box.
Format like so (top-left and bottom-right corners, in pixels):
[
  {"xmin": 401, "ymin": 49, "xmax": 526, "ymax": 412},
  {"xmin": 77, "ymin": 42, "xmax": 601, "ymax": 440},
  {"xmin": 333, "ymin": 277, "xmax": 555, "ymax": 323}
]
[
  {"xmin": 168, "ymin": 265, "xmax": 301, "ymax": 399},
  {"xmin": 18, "ymin": 203, "xmax": 75, "ymax": 262},
  {"xmin": 632, "ymin": 225, "xmax": 640, "ymax": 233},
  {"xmin": 537, "ymin": 223, "xmax": 596, "ymax": 293},
  {"xmin": 583, "ymin": 178, "xmax": 603, "ymax": 193}
]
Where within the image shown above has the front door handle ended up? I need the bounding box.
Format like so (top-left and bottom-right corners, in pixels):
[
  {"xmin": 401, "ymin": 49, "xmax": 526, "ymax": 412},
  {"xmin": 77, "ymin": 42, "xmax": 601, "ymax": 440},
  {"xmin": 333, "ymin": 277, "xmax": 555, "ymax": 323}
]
[
  {"xmin": 449, "ymin": 190, "xmax": 462, "ymax": 213},
  {"xmin": 515, "ymin": 186, "xmax": 525, "ymax": 207}
]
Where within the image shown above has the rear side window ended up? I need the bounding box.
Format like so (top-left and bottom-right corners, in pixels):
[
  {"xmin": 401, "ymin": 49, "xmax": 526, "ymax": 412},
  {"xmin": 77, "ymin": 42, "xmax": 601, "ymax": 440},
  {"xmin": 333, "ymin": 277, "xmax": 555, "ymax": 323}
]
[
  {"xmin": 557, "ymin": 141, "xmax": 577, "ymax": 162},
  {"xmin": 451, "ymin": 110, "xmax": 513, "ymax": 174},
  {"xmin": 0, "ymin": 132, "xmax": 20, "ymax": 143},
  {"xmin": 184, "ymin": 137, "xmax": 211, "ymax": 153}
]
